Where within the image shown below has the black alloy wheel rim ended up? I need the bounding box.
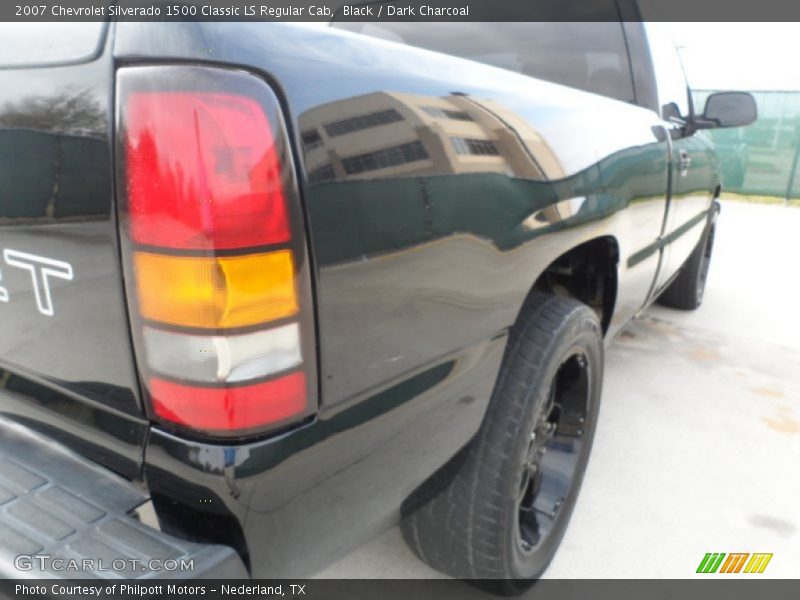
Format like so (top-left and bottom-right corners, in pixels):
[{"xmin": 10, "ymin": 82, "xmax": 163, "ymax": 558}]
[{"xmin": 515, "ymin": 350, "xmax": 591, "ymax": 554}]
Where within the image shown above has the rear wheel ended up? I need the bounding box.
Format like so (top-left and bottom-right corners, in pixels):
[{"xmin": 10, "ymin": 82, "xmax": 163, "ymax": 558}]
[
  {"xmin": 658, "ymin": 207, "xmax": 718, "ymax": 310},
  {"xmin": 401, "ymin": 292, "xmax": 603, "ymax": 593}
]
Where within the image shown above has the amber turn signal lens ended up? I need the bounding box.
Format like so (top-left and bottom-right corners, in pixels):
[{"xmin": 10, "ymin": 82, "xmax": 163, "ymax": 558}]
[{"xmin": 134, "ymin": 250, "xmax": 297, "ymax": 329}]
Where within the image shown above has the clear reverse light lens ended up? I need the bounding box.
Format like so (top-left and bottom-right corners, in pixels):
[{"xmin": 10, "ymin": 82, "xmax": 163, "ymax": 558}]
[{"xmin": 143, "ymin": 322, "xmax": 302, "ymax": 383}]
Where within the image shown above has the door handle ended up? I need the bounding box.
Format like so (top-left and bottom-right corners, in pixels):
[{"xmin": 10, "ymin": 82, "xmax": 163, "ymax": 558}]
[{"xmin": 678, "ymin": 149, "xmax": 691, "ymax": 177}]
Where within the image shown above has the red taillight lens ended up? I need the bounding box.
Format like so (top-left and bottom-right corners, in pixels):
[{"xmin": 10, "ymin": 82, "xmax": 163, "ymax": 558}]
[
  {"xmin": 117, "ymin": 66, "xmax": 316, "ymax": 438},
  {"xmin": 126, "ymin": 91, "xmax": 290, "ymax": 250},
  {"xmin": 150, "ymin": 373, "xmax": 307, "ymax": 434}
]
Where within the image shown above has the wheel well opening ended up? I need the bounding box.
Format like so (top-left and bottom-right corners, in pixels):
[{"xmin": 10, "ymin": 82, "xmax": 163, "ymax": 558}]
[{"xmin": 531, "ymin": 237, "xmax": 619, "ymax": 334}]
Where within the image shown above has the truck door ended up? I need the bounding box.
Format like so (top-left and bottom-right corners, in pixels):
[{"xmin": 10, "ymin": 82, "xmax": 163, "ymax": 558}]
[
  {"xmin": 645, "ymin": 24, "xmax": 716, "ymax": 295},
  {"xmin": 0, "ymin": 24, "xmax": 147, "ymax": 479}
]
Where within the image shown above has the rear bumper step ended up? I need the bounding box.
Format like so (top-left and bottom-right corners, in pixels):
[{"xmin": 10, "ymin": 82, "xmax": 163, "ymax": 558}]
[{"xmin": 0, "ymin": 416, "xmax": 247, "ymax": 579}]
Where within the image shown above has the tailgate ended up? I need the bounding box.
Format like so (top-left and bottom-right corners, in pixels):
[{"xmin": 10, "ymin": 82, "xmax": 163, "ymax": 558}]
[
  {"xmin": 0, "ymin": 415, "xmax": 246, "ymax": 578},
  {"xmin": 0, "ymin": 24, "xmax": 147, "ymax": 479}
]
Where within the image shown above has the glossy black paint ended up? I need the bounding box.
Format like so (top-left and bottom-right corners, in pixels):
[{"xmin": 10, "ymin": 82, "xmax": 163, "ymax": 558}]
[
  {"xmin": 145, "ymin": 334, "xmax": 506, "ymax": 575},
  {"xmin": 0, "ymin": 21, "xmax": 722, "ymax": 578},
  {"xmin": 112, "ymin": 22, "xmax": 719, "ymax": 576},
  {"xmin": 0, "ymin": 27, "xmax": 147, "ymax": 479}
]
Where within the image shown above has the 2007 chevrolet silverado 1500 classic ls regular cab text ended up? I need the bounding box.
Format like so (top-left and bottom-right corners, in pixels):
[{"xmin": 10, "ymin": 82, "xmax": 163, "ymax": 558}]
[{"xmin": 0, "ymin": 12, "xmax": 755, "ymax": 590}]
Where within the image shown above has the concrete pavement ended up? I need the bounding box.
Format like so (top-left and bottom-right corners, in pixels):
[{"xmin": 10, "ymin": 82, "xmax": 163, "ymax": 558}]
[{"xmin": 316, "ymin": 201, "xmax": 800, "ymax": 580}]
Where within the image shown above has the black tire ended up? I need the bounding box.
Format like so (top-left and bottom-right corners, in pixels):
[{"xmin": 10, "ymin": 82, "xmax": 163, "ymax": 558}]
[
  {"xmin": 658, "ymin": 209, "xmax": 718, "ymax": 310},
  {"xmin": 401, "ymin": 292, "xmax": 603, "ymax": 593}
]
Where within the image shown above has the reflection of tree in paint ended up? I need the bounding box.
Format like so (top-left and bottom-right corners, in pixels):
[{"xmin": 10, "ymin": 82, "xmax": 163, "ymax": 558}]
[
  {"xmin": 0, "ymin": 88, "xmax": 109, "ymax": 221},
  {"xmin": 0, "ymin": 88, "xmax": 104, "ymax": 137}
]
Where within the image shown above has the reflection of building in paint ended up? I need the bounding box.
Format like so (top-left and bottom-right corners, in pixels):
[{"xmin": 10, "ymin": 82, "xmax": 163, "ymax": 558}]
[{"xmin": 298, "ymin": 91, "xmax": 564, "ymax": 183}]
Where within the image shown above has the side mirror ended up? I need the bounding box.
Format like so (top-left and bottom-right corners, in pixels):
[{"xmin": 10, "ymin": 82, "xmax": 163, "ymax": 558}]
[
  {"xmin": 662, "ymin": 102, "xmax": 684, "ymax": 123},
  {"xmin": 696, "ymin": 92, "xmax": 757, "ymax": 130}
]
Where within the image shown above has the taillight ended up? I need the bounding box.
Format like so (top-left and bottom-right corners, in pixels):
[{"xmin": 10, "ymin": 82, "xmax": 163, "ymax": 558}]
[{"xmin": 116, "ymin": 66, "xmax": 316, "ymax": 438}]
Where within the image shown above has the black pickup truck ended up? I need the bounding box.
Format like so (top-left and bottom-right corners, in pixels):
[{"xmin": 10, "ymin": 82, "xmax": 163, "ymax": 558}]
[{"xmin": 0, "ymin": 15, "xmax": 755, "ymax": 590}]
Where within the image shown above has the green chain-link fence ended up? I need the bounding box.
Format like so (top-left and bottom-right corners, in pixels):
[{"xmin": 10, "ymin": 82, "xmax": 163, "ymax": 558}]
[{"xmin": 694, "ymin": 90, "xmax": 800, "ymax": 202}]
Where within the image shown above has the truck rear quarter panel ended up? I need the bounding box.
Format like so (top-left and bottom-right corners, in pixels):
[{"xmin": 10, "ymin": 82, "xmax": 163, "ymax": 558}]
[{"xmin": 114, "ymin": 22, "xmax": 674, "ymax": 576}]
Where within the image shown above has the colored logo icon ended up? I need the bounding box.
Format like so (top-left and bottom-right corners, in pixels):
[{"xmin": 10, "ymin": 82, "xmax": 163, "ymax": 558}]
[{"xmin": 697, "ymin": 553, "xmax": 773, "ymax": 574}]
